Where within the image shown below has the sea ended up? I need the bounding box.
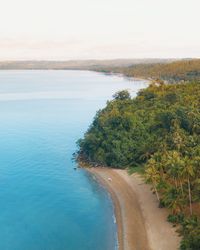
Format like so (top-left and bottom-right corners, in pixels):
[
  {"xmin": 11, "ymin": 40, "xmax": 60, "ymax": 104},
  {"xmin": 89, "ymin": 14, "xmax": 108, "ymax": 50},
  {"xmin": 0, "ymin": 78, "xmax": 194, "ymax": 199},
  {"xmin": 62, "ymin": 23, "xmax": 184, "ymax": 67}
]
[{"xmin": 0, "ymin": 70, "xmax": 147, "ymax": 250}]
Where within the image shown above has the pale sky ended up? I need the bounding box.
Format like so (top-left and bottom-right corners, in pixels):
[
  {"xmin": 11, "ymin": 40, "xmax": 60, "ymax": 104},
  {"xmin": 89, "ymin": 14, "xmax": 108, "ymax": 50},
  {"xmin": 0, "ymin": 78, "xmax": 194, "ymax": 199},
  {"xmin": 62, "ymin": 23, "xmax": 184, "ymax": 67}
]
[{"xmin": 0, "ymin": 0, "xmax": 199, "ymax": 60}]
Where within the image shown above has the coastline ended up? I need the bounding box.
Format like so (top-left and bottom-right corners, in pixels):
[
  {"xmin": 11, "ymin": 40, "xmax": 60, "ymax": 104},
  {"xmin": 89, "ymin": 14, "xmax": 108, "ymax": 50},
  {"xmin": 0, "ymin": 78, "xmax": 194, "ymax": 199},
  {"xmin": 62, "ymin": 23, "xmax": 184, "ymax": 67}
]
[
  {"xmin": 86, "ymin": 167, "xmax": 181, "ymax": 250},
  {"xmin": 96, "ymin": 70, "xmax": 150, "ymax": 83}
]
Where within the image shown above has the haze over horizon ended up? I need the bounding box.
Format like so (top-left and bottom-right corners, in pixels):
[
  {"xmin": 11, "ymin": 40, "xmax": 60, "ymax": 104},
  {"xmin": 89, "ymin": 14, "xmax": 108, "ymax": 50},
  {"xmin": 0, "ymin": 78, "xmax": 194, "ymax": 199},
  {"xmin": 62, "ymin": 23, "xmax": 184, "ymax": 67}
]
[{"xmin": 0, "ymin": 0, "xmax": 199, "ymax": 60}]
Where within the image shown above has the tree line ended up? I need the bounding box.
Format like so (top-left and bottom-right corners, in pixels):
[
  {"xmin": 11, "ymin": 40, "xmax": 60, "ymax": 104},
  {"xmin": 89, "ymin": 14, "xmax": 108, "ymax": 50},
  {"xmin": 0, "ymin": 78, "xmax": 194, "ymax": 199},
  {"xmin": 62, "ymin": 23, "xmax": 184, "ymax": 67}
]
[
  {"xmin": 96, "ymin": 59, "xmax": 200, "ymax": 82},
  {"xmin": 77, "ymin": 81, "xmax": 200, "ymax": 249}
]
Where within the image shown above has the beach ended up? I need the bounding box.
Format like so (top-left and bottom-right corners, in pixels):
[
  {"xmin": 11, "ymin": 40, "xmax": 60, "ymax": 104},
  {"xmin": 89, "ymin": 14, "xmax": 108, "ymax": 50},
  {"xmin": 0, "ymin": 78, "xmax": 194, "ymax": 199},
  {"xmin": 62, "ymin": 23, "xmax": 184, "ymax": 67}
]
[{"xmin": 88, "ymin": 167, "xmax": 181, "ymax": 250}]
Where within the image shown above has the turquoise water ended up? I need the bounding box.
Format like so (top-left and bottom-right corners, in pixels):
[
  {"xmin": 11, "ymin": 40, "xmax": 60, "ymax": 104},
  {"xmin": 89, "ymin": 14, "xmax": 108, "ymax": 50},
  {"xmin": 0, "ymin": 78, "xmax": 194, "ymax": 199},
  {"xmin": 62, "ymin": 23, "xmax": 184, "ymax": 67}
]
[{"xmin": 0, "ymin": 70, "xmax": 147, "ymax": 250}]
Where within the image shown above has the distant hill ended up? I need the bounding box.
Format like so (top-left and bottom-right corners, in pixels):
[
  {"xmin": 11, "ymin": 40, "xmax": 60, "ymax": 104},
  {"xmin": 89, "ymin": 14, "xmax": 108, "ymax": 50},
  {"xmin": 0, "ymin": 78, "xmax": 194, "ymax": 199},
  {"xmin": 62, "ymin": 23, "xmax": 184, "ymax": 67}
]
[
  {"xmin": 0, "ymin": 59, "xmax": 174, "ymax": 70},
  {"xmin": 96, "ymin": 59, "xmax": 200, "ymax": 82},
  {"xmin": 1, "ymin": 59, "xmax": 199, "ymax": 82}
]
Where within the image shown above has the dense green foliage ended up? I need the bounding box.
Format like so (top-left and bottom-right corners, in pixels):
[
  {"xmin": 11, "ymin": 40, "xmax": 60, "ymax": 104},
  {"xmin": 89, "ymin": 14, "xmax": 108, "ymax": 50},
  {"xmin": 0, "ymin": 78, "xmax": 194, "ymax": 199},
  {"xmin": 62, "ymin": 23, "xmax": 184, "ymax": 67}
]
[
  {"xmin": 180, "ymin": 216, "xmax": 200, "ymax": 250},
  {"xmin": 78, "ymin": 82, "xmax": 200, "ymax": 168},
  {"xmin": 98, "ymin": 59, "xmax": 200, "ymax": 82},
  {"xmin": 77, "ymin": 82, "xmax": 200, "ymax": 249}
]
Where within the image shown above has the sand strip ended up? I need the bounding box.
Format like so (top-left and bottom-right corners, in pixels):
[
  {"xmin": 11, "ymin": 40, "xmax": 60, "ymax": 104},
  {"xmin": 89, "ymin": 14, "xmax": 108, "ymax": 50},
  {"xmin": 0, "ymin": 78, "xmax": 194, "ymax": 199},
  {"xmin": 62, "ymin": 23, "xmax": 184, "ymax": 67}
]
[{"xmin": 87, "ymin": 167, "xmax": 180, "ymax": 250}]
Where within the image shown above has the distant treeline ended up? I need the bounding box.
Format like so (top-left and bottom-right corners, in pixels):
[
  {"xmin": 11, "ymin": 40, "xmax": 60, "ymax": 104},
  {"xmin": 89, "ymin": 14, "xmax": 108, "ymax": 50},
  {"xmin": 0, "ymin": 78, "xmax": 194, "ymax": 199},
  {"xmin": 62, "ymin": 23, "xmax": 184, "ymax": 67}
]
[
  {"xmin": 0, "ymin": 59, "xmax": 169, "ymax": 70},
  {"xmin": 0, "ymin": 59, "xmax": 199, "ymax": 82},
  {"xmin": 96, "ymin": 59, "xmax": 200, "ymax": 82},
  {"xmin": 77, "ymin": 82, "xmax": 200, "ymax": 249}
]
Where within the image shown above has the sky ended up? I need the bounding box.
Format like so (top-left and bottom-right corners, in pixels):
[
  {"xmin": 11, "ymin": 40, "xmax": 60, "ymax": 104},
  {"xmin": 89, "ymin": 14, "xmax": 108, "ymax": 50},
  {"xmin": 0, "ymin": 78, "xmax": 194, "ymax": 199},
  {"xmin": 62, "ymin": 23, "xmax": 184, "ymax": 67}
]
[{"xmin": 0, "ymin": 0, "xmax": 199, "ymax": 60}]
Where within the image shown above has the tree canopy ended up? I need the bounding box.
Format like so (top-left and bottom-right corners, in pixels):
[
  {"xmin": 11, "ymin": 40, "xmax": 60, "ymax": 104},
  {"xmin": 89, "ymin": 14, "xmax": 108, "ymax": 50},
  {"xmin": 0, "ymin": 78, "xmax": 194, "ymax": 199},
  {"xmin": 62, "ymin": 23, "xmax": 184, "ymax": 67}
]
[
  {"xmin": 77, "ymin": 82, "xmax": 200, "ymax": 249},
  {"xmin": 96, "ymin": 59, "xmax": 200, "ymax": 82}
]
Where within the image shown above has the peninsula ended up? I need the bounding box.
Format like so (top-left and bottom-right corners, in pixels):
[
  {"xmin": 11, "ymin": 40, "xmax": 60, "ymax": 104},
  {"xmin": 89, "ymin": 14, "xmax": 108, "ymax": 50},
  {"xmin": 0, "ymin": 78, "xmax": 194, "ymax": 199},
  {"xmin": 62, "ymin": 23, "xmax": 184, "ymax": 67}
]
[{"xmin": 77, "ymin": 75, "xmax": 200, "ymax": 250}]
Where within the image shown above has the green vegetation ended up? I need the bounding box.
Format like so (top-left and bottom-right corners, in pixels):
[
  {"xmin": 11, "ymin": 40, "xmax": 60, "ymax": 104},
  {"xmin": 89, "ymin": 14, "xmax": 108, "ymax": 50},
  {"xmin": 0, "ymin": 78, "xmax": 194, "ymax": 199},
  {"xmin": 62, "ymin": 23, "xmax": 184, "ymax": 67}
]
[
  {"xmin": 0, "ymin": 59, "xmax": 168, "ymax": 70},
  {"xmin": 97, "ymin": 59, "xmax": 200, "ymax": 82},
  {"xmin": 77, "ymin": 82, "xmax": 200, "ymax": 249}
]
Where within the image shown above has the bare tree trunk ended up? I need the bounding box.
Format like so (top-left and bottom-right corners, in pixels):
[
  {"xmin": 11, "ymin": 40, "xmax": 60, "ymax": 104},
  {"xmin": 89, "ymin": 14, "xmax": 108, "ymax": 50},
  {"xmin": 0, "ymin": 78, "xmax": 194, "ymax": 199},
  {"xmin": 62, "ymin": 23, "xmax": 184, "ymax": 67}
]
[
  {"xmin": 180, "ymin": 180, "xmax": 184, "ymax": 196},
  {"xmin": 174, "ymin": 177, "xmax": 178, "ymax": 190},
  {"xmin": 153, "ymin": 182, "xmax": 160, "ymax": 202},
  {"xmin": 188, "ymin": 177, "xmax": 193, "ymax": 215}
]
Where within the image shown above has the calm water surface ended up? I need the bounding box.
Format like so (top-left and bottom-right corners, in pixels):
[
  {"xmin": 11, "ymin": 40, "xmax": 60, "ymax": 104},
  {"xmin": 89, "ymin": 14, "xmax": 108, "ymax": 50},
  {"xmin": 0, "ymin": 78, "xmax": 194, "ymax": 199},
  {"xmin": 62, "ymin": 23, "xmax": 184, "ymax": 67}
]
[{"xmin": 0, "ymin": 70, "xmax": 147, "ymax": 250}]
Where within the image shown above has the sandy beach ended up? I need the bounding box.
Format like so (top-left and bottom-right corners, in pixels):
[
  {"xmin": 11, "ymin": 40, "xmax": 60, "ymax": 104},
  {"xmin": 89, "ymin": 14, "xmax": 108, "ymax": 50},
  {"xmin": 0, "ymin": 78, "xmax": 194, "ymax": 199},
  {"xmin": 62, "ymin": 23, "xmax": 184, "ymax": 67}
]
[{"xmin": 87, "ymin": 167, "xmax": 181, "ymax": 250}]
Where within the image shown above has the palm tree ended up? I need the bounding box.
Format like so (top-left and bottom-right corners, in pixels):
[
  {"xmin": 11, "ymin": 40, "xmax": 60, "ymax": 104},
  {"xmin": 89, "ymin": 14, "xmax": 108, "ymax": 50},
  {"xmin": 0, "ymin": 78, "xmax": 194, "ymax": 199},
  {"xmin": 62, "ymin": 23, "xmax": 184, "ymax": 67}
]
[
  {"xmin": 145, "ymin": 159, "xmax": 161, "ymax": 202},
  {"xmin": 165, "ymin": 151, "xmax": 185, "ymax": 194},
  {"xmin": 182, "ymin": 157, "xmax": 195, "ymax": 215},
  {"xmin": 162, "ymin": 185, "xmax": 185, "ymax": 214}
]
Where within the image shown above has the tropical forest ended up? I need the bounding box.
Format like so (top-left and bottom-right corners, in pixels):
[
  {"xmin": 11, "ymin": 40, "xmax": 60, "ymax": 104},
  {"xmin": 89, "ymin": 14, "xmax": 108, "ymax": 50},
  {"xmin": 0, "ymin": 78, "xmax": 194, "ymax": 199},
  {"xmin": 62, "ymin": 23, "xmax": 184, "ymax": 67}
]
[
  {"xmin": 95, "ymin": 59, "xmax": 200, "ymax": 82},
  {"xmin": 77, "ymin": 78, "xmax": 200, "ymax": 249}
]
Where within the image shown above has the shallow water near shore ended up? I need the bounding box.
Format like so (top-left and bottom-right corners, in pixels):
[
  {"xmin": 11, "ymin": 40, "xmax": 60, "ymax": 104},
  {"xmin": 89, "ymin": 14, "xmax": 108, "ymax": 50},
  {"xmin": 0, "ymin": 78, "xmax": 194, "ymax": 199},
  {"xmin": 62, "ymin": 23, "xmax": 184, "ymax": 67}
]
[{"xmin": 0, "ymin": 70, "xmax": 147, "ymax": 250}]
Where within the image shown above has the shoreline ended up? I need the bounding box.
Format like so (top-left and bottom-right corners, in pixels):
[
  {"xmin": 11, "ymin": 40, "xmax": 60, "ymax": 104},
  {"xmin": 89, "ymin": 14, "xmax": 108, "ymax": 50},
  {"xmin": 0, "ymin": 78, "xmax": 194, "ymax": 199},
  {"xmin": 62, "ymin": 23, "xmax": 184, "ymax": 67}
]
[
  {"xmin": 86, "ymin": 167, "xmax": 181, "ymax": 250},
  {"xmin": 87, "ymin": 168, "xmax": 124, "ymax": 250}
]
